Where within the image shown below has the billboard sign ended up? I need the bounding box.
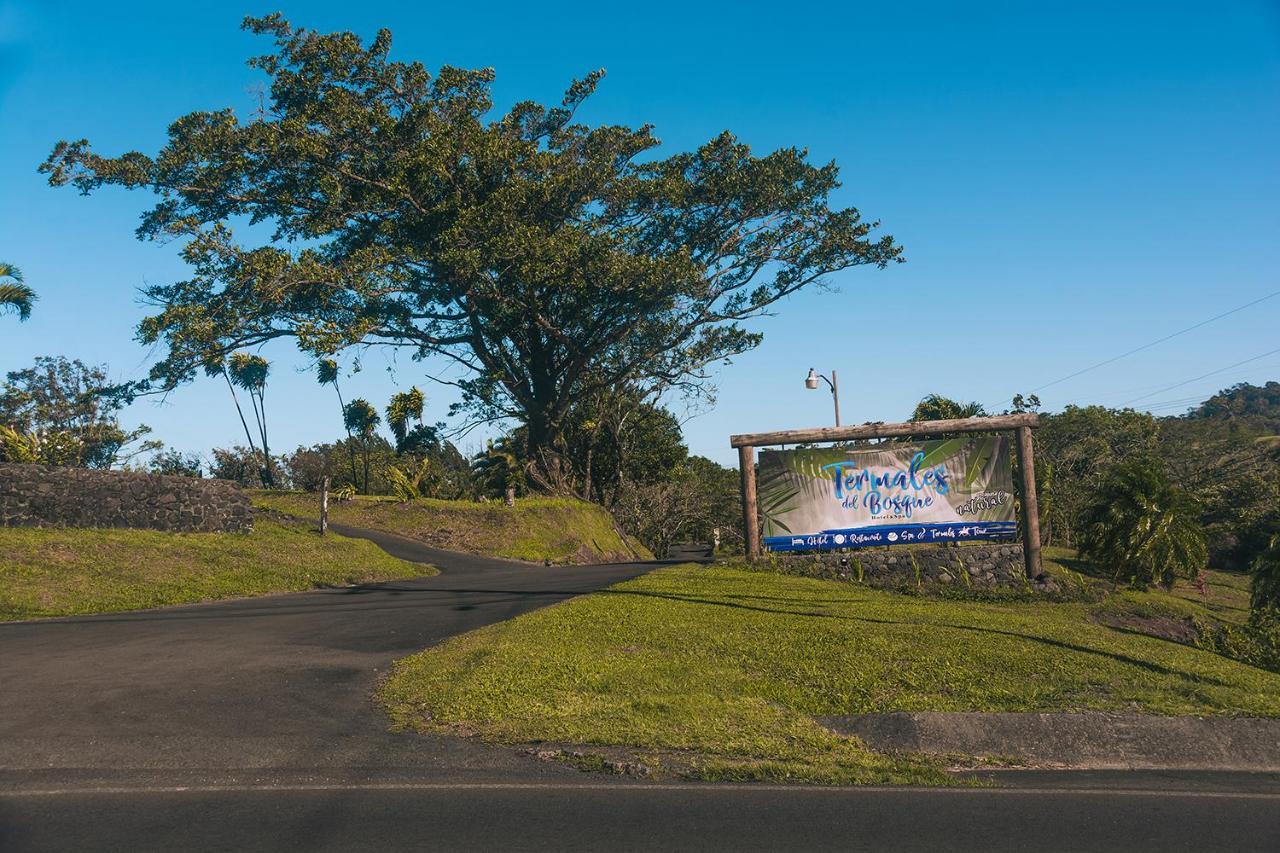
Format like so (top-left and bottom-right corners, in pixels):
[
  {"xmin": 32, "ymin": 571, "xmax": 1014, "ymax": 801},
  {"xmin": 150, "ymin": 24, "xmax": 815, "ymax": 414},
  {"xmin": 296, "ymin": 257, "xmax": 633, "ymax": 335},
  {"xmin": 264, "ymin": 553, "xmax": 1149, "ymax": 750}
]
[{"xmin": 758, "ymin": 436, "xmax": 1017, "ymax": 552}]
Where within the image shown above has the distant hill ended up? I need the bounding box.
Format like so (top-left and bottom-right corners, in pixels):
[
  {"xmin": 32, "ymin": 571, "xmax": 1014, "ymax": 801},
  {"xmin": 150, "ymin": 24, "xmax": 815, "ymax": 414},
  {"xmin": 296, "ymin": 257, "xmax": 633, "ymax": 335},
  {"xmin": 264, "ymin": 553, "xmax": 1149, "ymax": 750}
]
[{"xmin": 1187, "ymin": 381, "xmax": 1280, "ymax": 432}]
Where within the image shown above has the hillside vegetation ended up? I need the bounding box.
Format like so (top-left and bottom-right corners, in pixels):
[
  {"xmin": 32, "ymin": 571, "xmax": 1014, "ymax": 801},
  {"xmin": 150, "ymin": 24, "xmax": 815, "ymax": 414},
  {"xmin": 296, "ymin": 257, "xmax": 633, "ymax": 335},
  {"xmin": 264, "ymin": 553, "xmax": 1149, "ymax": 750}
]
[
  {"xmin": 252, "ymin": 491, "xmax": 652, "ymax": 564},
  {"xmin": 0, "ymin": 516, "xmax": 427, "ymax": 621}
]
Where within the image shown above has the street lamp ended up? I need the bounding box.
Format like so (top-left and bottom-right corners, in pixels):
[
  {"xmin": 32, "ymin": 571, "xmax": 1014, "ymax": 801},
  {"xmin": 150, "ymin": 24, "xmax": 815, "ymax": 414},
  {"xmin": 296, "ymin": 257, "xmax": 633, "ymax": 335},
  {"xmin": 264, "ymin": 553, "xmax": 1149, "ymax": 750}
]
[{"xmin": 804, "ymin": 368, "xmax": 841, "ymax": 426}]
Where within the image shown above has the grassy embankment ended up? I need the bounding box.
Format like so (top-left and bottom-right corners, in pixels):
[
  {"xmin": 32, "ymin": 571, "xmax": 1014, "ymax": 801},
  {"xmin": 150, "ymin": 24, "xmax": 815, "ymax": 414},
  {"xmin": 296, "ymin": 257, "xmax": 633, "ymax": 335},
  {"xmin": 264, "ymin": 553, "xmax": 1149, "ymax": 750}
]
[
  {"xmin": 0, "ymin": 516, "xmax": 428, "ymax": 621},
  {"xmin": 379, "ymin": 561, "xmax": 1279, "ymax": 785},
  {"xmin": 251, "ymin": 491, "xmax": 652, "ymax": 564}
]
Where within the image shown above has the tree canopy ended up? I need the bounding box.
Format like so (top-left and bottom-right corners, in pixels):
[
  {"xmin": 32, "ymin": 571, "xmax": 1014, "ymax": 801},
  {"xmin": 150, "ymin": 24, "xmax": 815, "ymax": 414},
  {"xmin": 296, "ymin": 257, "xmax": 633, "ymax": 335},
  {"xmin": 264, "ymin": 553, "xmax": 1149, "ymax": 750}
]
[{"xmin": 42, "ymin": 14, "xmax": 901, "ymax": 486}]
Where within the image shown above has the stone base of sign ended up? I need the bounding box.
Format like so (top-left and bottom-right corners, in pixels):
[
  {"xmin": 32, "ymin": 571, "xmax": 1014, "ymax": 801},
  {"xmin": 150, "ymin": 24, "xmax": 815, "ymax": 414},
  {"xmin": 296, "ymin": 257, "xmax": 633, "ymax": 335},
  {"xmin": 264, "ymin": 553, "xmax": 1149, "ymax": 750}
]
[
  {"xmin": 767, "ymin": 542, "xmax": 1060, "ymax": 595},
  {"xmin": 0, "ymin": 463, "xmax": 253, "ymax": 534}
]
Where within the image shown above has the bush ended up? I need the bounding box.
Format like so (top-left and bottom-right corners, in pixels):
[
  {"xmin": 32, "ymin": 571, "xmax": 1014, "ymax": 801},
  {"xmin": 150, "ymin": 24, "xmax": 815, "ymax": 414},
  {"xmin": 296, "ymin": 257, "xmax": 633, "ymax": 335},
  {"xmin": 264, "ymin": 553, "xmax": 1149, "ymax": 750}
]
[
  {"xmin": 1251, "ymin": 533, "xmax": 1280, "ymax": 611},
  {"xmin": 1078, "ymin": 457, "xmax": 1207, "ymax": 588},
  {"xmin": 1196, "ymin": 609, "xmax": 1280, "ymax": 674},
  {"xmin": 385, "ymin": 458, "xmax": 432, "ymax": 502}
]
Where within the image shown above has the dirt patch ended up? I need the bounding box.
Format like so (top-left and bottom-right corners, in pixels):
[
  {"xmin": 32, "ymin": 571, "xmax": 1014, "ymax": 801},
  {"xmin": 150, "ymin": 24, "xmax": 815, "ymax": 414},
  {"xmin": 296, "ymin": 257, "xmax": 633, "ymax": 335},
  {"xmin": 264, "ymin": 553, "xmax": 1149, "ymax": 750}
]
[{"xmin": 1092, "ymin": 611, "xmax": 1201, "ymax": 644}]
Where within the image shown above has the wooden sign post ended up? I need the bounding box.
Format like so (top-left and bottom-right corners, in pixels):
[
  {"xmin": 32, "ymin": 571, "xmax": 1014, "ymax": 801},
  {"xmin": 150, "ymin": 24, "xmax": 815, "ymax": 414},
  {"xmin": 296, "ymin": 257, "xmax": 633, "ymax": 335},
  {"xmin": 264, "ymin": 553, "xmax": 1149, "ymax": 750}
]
[
  {"xmin": 320, "ymin": 476, "xmax": 330, "ymax": 536},
  {"xmin": 730, "ymin": 413, "xmax": 1043, "ymax": 577}
]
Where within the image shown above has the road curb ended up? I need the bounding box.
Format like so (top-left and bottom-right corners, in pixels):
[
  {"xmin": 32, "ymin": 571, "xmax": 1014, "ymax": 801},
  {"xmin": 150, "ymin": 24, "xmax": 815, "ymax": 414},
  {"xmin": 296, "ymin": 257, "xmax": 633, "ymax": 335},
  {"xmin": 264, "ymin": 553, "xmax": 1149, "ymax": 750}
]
[{"xmin": 819, "ymin": 712, "xmax": 1280, "ymax": 771}]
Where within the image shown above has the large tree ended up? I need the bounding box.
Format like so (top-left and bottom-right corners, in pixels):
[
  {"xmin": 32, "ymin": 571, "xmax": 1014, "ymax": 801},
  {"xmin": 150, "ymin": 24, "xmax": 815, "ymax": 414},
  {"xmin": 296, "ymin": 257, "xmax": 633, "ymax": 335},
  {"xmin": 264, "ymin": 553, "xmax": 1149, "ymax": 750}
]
[{"xmin": 42, "ymin": 15, "xmax": 901, "ymax": 487}]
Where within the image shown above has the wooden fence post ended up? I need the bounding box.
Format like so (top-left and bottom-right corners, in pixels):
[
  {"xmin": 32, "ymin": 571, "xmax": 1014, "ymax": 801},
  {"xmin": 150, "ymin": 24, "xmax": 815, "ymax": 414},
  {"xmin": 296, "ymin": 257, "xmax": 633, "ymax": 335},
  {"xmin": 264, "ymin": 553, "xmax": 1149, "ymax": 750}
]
[
  {"xmin": 738, "ymin": 444, "xmax": 760, "ymax": 561},
  {"xmin": 1015, "ymin": 426, "xmax": 1042, "ymax": 577},
  {"xmin": 320, "ymin": 476, "xmax": 330, "ymax": 536}
]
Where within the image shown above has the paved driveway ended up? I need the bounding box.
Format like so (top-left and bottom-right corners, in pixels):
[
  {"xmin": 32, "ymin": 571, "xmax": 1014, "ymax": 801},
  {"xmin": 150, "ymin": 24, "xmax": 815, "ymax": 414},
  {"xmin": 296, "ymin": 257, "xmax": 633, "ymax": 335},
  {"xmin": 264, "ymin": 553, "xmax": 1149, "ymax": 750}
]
[{"xmin": 0, "ymin": 524, "xmax": 662, "ymax": 791}]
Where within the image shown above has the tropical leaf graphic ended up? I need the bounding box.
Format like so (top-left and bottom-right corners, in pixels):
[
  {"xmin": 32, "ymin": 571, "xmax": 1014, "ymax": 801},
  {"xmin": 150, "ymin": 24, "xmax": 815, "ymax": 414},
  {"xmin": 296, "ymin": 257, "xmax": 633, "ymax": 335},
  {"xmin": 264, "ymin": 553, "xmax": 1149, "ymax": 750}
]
[
  {"xmin": 915, "ymin": 437, "xmax": 969, "ymax": 470},
  {"xmin": 758, "ymin": 452, "xmax": 807, "ymax": 533},
  {"xmin": 778, "ymin": 447, "xmax": 855, "ymax": 479},
  {"xmin": 964, "ymin": 437, "xmax": 995, "ymax": 488}
]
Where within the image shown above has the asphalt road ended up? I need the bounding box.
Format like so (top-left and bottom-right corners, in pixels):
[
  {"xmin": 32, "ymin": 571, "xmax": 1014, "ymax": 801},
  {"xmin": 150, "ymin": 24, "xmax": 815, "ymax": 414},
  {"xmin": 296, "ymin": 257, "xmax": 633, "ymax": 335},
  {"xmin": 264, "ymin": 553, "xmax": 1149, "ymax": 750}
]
[{"xmin": 2, "ymin": 526, "xmax": 1278, "ymax": 851}]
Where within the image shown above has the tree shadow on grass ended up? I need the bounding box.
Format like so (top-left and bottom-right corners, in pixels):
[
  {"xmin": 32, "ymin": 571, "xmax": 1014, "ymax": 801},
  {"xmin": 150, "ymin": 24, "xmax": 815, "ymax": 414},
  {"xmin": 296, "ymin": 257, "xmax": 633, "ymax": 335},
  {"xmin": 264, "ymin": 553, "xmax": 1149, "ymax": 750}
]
[{"xmin": 590, "ymin": 588, "xmax": 1237, "ymax": 689}]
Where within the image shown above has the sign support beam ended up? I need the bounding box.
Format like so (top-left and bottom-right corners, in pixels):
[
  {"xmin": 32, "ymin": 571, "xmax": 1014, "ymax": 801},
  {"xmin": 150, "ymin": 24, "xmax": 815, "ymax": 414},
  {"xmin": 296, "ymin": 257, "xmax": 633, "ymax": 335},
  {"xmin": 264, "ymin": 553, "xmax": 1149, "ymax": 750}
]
[
  {"xmin": 738, "ymin": 444, "xmax": 760, "ymax": 561},
  {"xmin": 1015, "ymin": 425, "xmax": 1043, "ymax": 578}
]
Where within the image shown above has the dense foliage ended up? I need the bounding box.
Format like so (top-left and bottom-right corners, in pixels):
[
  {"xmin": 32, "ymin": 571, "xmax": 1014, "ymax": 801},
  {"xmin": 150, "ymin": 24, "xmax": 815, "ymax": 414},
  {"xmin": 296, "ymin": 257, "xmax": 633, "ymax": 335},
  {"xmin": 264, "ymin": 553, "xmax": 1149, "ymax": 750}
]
[
  {"xmin": 1197, "ymin": 608, "xmax": 1280, "ymax": 675},
  {"xmin": 1035, "ymin": 405, "xmax": 1160, "ymax": 546},
  {"xmin": 1251, "ymin": 535, "xmax": 1280, "ymax": 611},
  {"xmin": 0, "ymin": 356, "xmax": 158, "ymax": 467},
  {"xmin": 1160, "ymin": 391, "xmax": 1280, "ymax": 572},
  {"xmin": 609, "ymin": 455, "xmax": 741, "ymax": 558},
  {"xmin": 1078, "ymin": 457, "xmax": 1208, "ymax": 588}
]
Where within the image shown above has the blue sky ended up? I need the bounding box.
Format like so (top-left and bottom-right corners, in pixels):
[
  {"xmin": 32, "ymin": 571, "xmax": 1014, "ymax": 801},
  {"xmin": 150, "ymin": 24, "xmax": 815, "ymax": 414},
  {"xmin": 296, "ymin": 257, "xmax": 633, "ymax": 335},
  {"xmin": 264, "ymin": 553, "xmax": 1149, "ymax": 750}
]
[{"xmin": 2, "ymin": 1, "xmax": 1278, "ymax": 467}]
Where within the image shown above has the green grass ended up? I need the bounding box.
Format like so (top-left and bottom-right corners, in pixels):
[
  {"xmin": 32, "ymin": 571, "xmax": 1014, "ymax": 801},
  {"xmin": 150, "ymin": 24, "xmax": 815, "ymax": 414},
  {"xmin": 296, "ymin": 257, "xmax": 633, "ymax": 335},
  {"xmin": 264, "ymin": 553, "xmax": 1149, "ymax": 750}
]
[
  {"xmin": 0, "ymin": 516, "xmax": 429, "ymax": 621},
  {"xmin": 1169, "ymin": 567, "xmax": 1253, "ymax": 624},
  {"xmin": 251, "ymin": 491, "xmax": 652, "ymax": 564},
  {"xmin": 1046, "ymin": 544, "xmax": 1253, "ymax": 626},
  {"xmin": 379, "ymin": 564, "xmax": 1280, "ymax": 784}
]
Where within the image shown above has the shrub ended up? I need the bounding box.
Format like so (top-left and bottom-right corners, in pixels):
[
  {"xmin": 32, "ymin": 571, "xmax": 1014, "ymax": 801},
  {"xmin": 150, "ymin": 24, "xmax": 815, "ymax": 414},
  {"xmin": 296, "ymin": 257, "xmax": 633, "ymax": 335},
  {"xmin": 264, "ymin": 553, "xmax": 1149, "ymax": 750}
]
[
  {"xmin": 1251, "ymin": 533, "xmax": 1280, "ymax": 611},
  {"xmin": 385, "ymin": 458, "xmax": 432, "ymax": 503},
  {"xmin": 1196, "ymin": 609, "xmax": 1280, "ymax": 674},
  {"xmin": 1078, "ymin": 457, "xmax": 1207, "ymax": 588}
]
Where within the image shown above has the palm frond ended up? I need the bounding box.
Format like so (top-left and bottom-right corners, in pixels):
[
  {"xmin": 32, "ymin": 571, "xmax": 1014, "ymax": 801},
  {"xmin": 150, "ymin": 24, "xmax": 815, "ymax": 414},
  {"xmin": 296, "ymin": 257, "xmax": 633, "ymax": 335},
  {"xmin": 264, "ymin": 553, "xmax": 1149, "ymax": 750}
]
[{"xmin": 0, "ymin": 281, "xmax": 37, "ymax": 321}]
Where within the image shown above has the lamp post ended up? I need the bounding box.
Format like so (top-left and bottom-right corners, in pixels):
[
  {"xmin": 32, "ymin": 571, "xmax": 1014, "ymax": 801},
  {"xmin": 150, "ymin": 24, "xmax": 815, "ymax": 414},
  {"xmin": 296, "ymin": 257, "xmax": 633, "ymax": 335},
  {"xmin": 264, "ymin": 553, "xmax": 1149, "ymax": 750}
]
[{"xmin": 804, "ymin": 368, "xmax": 841, "ymax": 426}]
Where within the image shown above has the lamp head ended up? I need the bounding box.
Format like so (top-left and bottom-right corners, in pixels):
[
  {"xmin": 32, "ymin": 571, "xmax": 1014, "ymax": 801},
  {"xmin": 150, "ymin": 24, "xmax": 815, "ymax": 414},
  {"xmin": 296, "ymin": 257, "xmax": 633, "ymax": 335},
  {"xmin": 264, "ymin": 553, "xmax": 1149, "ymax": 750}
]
[{"xmin": 804, "ymin": 368, "xmax": 820, "ymax": 390}]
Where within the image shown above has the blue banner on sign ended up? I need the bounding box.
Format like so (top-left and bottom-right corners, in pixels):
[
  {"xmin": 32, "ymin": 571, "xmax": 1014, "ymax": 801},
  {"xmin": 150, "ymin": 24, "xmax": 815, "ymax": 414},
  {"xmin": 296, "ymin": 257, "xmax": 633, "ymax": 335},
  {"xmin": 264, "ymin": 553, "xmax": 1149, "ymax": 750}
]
[{"xmin": 763, "ymin": 521, "xmax": 1017, "ymax": 552}]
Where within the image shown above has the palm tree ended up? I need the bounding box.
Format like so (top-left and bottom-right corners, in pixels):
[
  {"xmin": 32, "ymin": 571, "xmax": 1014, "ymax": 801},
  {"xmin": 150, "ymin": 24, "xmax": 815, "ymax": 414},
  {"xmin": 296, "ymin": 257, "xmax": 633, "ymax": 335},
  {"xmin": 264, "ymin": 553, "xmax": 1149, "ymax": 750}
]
[
  {"xmin": 206, "ymin": 358, "xmax": 264, "ymax": 484},
  {"xmin": 0, "ymin": 263, "xmax": 36, "ymax": 321},
  {"xmin": 912, "ymin": 394, "xmax": 987, "ymax": 422},
  {"xmin": 1251, "ymin": 533, "xmax": 1280, "ymax": 611},
  {"xmin": 1078, "ymin": 456, "xmax": 1207, "ymax": 588},
  {"xmin": 473, "ymin": 436, "xmax": 525, "ymax": 505},
  {"xmin": 343, "ymin": 398, "xmax": 381, "ymax": 493},
  {"xmin": 228, "ymin": 353, "xmax": 275, "ymax": 488},
  {"xmin": 317, "ymin": 358, "xmax": 359, "ymax": 488},
  {"xmin": 386, "ymin": 387, "xmax": 425, "ymax": 452}
]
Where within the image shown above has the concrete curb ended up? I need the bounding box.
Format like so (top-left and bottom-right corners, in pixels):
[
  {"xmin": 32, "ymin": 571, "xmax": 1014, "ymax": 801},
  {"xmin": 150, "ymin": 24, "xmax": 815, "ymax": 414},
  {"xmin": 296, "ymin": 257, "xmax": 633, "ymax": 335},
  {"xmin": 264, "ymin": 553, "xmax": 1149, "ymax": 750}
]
[{"xmin": 819, "ymin": 712, "xmax": 1280, "ymax": 771}]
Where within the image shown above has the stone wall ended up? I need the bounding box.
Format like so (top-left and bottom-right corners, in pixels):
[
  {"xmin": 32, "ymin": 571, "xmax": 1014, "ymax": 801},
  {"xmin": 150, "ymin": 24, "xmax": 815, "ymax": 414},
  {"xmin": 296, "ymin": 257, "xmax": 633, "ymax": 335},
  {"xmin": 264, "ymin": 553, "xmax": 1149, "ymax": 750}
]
[
  {"xmin": 0, "ymin": 463, "xmax": 253, "ymax": 533},
  {"xmin": 770, "ymin": 542, "xmax": 1061, "ymax": 594}
]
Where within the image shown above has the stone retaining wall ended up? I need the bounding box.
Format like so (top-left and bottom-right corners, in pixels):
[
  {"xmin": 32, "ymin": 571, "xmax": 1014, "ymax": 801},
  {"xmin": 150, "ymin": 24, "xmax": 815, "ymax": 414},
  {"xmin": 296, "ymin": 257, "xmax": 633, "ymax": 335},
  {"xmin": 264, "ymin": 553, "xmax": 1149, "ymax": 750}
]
[
  {"xmin": 770, "ymin": 542, "xmax": 1061, "ymax": 594},
  {"xmin": 0, "ymin": 463, "xmax": 253, "ymax": 533}
]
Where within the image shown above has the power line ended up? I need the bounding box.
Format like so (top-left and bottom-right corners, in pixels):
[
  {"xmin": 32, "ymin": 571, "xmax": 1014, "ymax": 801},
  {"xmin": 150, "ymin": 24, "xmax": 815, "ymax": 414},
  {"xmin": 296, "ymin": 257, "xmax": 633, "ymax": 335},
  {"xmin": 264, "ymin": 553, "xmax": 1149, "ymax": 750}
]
[
  {"xmin": 987, "ymin": 287, "xmax": 1280, "ymax": 410},
  {"xmin": 1122, "ymin": 346, "xmax": 1280, "ymax": 407}
]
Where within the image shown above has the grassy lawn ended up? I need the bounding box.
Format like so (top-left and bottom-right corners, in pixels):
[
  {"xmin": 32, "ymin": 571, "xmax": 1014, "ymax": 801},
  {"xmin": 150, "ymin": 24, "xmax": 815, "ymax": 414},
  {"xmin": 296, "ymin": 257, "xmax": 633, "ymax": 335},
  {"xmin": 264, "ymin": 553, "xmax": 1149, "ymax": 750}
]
[
  {"xmin": 379, "ymin": 563, "xmax": 1280, "ymax": 785},
  {"xmin": 251, "ymin": 491, "xmax": 651, "ymax": 564},
  {"xmin": 0, "ymin": 516, "xmax": 429, "ymax": 621},
  {"xmin": 1169, "ymin": 567, "xmax": 1252, "ymax": 624}
]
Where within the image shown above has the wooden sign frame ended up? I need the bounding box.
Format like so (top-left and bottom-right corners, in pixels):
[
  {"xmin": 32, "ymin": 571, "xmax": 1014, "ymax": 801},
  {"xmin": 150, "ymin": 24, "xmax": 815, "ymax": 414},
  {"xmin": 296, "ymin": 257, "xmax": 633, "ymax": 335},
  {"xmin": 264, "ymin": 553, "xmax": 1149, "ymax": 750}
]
[{"xmin": 730, "ymin": 413, "xmax": 1043, "ymax": 577}]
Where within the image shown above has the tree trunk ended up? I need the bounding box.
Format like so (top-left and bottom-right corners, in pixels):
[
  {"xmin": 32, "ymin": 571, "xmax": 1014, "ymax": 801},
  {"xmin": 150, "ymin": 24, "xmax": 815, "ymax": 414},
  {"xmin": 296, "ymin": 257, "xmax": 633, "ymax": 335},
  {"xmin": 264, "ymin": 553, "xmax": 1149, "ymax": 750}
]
[
  {"xmin": 333, "ymin": 383, "xmax": 359, "ymax": 489},
  {"xmin": 252, "ymin": 389, "xmax": 275, "ymax": 488},
  {"xmin": 362, "ymin": 438, "xmax": 371, "ymax": 494},
  {"xmin": 524, "ymin": 414, "xmax": 572, "ymax": 494},
  {"xmin": 223, "ymin": 370, "xmax": 263, "ymax": 483}
]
